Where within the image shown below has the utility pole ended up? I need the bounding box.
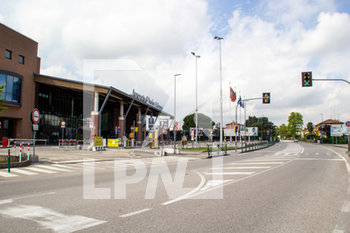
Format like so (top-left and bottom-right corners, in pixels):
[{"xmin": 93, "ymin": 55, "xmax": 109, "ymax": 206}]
[{"xmin": 214, "ymin": 36, "xmax": 224, "ymax": 148}]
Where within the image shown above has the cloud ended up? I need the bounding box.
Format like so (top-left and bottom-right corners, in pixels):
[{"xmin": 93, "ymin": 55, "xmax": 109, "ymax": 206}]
[{"xmin": 298, "ymin": 12, "xmax": 350, "ymax": 55}]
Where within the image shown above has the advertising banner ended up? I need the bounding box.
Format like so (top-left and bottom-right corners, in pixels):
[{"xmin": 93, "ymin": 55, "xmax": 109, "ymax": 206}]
[
  {"xmin": 331, "ymin": 125, "xmax": 342, "ymax": 136},
  {"xmin": 107, "ymin": 139, "xmax": 119, "ymax": 147}
]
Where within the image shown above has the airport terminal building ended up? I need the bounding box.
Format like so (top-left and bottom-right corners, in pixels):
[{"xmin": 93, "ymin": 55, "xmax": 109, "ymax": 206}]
[{"xmin": 0, "ymin": 23, "xmax": 167, "ymax": 143}]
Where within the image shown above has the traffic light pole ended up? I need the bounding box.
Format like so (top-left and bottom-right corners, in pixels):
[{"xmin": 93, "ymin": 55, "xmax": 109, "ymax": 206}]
[{"xmin": 313, "ymin": 79, "xmax": 350, "ymax": 84}]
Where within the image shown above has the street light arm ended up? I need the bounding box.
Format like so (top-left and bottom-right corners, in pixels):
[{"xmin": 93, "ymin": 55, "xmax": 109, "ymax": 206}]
[{"xmin": 313, "ymin": 78, "xmax": 350, "ymax": 84}]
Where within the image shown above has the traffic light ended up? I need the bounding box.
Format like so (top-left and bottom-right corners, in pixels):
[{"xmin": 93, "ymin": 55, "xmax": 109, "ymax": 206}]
[
  {"xmin": 302, "ymin": 72, "xmax": 312, "ymax": 87},
  {"xmin": 262, "ymin": 92, "xmax": 270, "ymax": 104}
]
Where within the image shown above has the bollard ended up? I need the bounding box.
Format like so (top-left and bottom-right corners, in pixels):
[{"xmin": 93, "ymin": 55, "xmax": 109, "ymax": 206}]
[
  {"xmin": 27, "ymin": 143, "xmax": 30, "ymax": 160},
  {"xmin": 19, "ymin": 143, "xmax": 22, "ymax": 163},
  {"xmin": 8, "ymin": 149, "xmax": 10, "ymax": 173}
]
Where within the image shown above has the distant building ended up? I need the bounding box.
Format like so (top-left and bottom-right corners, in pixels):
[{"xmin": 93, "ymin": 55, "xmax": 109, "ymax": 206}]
[{"xmin": 315, "ymin": 119, "xmax": 343, "ymax": 137}]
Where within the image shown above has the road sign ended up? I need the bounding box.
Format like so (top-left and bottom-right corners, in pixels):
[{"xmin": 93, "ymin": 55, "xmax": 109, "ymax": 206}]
[
  {"xmin": 135, "ymin": 127, "xmax": 138, "ymax": 132},
  {"xmin": 89, "ymin": 121, "xmax": 94, "ymax": 129},
  {"xmin": 61, "ymin": 121, "xmax": 66, "ymax": 128},
  {"xmin": 346, "ymin": 121, "xmax": 350, "ymax": 127},
  {"xmin": 267, "ymin": 130, "xmax": 270, "ymax": 136},
  {"xmin": 31, "ymin": 108, "xmax": 40, "ymax": 124},
  {"xmin": 130, "ymin": 132, "xmax": 134, "ymax": 138},
  {"xmin": 94, "ymin": 136, "xmax": 103, "ymax": 146},
  {"xmin": 33, "ymin": 124, "xmax": 39, "ymax": 131}
]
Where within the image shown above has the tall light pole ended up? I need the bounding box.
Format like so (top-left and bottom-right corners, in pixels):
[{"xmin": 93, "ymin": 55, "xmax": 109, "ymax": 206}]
[
  {"xmin": 173, "ymin": 73, "xmax": 181, "ymax": 154},
  {"xmin": 191, "ymin": 52, "xmax": 200, "ymax": 149},
  {"xmin": 214, "ymin": 36, "xmax": 224, "ymax": 147}
]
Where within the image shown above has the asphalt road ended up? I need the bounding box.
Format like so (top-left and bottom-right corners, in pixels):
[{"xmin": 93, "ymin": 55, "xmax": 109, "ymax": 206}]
[{"xmin": 0, "ymin": 142, "xmax": 349, "ymax": 233}]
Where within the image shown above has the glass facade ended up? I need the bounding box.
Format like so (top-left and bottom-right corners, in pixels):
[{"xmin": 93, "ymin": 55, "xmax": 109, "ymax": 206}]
[
  {"xmin": 37, "ymin": 83, "xmax": 89, "ymax": 143},
  {"xmin": 0, "ymin": 72, "xmax": 22, "ymax": 104}
]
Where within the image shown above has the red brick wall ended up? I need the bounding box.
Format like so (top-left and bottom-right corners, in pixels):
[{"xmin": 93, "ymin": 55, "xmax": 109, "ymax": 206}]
[{"xmin": 0, "ymin": 23, "xmax": 40, "ymax": 138}]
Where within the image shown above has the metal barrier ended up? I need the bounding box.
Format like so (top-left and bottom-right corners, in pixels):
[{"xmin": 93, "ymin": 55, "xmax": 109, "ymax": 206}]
[
  {"xmin": 241, "ymin": 141, "xmax": 275, "ymax": 153},
  {"xmin": 207, "ymin": 144, "xmax": 228, "ymax": 158}
]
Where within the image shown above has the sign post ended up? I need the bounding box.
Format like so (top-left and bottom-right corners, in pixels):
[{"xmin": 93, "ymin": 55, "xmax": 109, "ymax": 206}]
[
  {"xmin": 61, "ymin": 121, "xmax": 66, "ymax": 145},
  {"xmin": 31, "ymin": 108, "xmax": 40, "ymax": 159},
  {"xmin": 346, "ymin": 121, "xmax": 350, "ymax": 153}
]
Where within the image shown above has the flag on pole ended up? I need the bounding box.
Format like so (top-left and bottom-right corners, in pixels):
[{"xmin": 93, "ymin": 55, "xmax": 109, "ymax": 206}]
[
  {"xmin": 230, "ymin": 87, "xmax": 236, "ymax": 102},
  {"xmin": 237, "ymin": 96, "xmax": 244, "ymax": 108},
  {"xmin": 237, "ymin": 96, "xmax": 242, "ymax": 106}
]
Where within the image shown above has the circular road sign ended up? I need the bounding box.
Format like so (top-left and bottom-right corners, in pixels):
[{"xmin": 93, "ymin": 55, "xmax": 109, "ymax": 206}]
[
  {"xmin": 346, "ymin": 121, "xmax": 350, "ymax": 127},
  {"xmin": 31, "ymin": 108, "xmax": 40, "ymax": 124},
  {"xmin": 61, "ymin": 121, "xmax": 66, "ymax": 127}
]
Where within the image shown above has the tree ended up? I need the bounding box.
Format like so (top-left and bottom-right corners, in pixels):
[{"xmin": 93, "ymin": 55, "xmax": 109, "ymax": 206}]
[
  {"xmin": 0, "ymin": 84, "xmax": 7, "ymax": 113},
  {"xmin": 182, "ymin": 113, "xmax": 215, "ymax": 134},
  {"xmin": 307, "ymin": 122, "xmax": 314, "ymax": 135},
  {"xmin": 246, "ymin": 116, "xmax": 277, "ymax": 140},
  {"xmin": 279, "ymin": 124, "xmax": 288, "ymax": 139},
  {"xmin": 287, "ymin": 112, "xmax": 303, "ymax": 138}
]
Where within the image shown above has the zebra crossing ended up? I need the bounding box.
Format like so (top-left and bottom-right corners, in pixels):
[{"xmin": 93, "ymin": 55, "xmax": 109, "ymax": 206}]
[
  {"xmin": 0, "ymin": 156, "xmax": 196, "ymax": 179},
  {"xmin": 198, "ymin": 150, "xmax": 302, "ymax": 193}
]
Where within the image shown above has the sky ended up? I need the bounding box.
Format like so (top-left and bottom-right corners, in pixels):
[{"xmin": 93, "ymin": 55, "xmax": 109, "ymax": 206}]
[{"xmin": 1, "ymin": 0, "xmax": 350, "ymax": 128}]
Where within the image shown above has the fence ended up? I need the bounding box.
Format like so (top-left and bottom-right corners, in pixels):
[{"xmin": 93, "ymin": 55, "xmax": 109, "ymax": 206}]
[{"xmin": 240, "ymin": 141, "xmax": 276, "ymax": 153}]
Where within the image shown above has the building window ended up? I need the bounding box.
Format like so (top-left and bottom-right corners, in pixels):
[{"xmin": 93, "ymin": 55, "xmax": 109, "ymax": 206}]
[
  {"xmin": 5, "ymin": 49, "xmax": 12, "ymax": 59},
  {"xmin": 0, "ymin": 72, "xmax": 22, "ymax": 105},
  {"xmin": 19, "ymin": 55, "xmax": 24, "ymax": 64}
]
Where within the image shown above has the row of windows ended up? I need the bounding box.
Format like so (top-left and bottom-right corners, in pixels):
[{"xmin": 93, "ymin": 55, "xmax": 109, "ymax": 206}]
[
  {"xmin": 0, "ymin": 73, "xmax": 22, "ymax": 104},
  {"xmin": 5, "ymin": 49, "xmax": 25, "ymax": 64}
]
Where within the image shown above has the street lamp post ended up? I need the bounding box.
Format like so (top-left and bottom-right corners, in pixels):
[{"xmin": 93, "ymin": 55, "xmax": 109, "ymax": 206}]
[
  {"xmin": 191, "ymin": 52, "xmax": 200, "ymax": 149},
  {"xmin": 214, "ymin": 36, "xmax": 224, "ymax": 147},
  {"xmin": 173, "ymin": 74, "xmax": 181, "ymax": 154}
]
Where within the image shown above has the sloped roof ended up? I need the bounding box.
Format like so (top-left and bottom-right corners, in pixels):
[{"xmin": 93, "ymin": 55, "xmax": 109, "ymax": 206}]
[{"xmin": 316, "ymin": 119, "xmax": 344, "ymax": 127}]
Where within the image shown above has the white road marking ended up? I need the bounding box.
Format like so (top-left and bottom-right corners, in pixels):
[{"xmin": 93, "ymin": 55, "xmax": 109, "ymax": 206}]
[
  {"xmin": 0, "ymin": 204, "xmax": 106, "ymax": 232},
  {"xmin": 35, "ymin": 165, "xmax": 72, "ymax": 172},
  {"xmin": 0, "ymin": 199, "xmax": 13, "ymax": 205},
  {"xmin": 200, "ymin": 180, "xmax": 232, "ymax": 191},
  {"xmin": 167, "ymin": 158, "xmax": 297, "ymax": 204},
  {"xmin": 230, "ymin": 162, "xmax": 284, "ymax": 165},
  {"xmin": 162, "ymin": 171, "xmax": 206, "ymax": 206},
  {"xmin": 24, "ymin": 167, "xmax": 57, "ymax": 174},
  {"xmin": 333, "ymin": 228, "xmax": 344, "ymax": 233},
  {"xmin": 296, "ymin": 158, "xmax": 343, "ymax": 161},
  {"xmin": 341, "ymin": 201, "xmax": 350, "ymax": 213},
  {"xmin": 11, "ymin": 192, "xmax": 56, "ymax": 201},
  {"xmin": 52, "ymin": 164, "xmax": 80, "ymax": 169},
  {"xmin": 120, "ymin": 208, "xmax": 152, "ymax": 218},
  {"xmin": 204, "ymin": 172, "xmax": 255, "ymax": 176},
  {"xmin": 0, "ymin": 171, "xmax": 18, "ymax": 177},
  {"xmin": 211, "ymin": 166, "xmax": 270, "ymax": 170},
  {"xmin": 11, "ymin": 168, "xmax": 37, "ymax": 175},
  {"xmin": 328, "ymin": 148, "xmax": 350, "ymax": 174},
  {"xmin": 244, "ymin": 159, "xmax": 290, "ymax": 162}
]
